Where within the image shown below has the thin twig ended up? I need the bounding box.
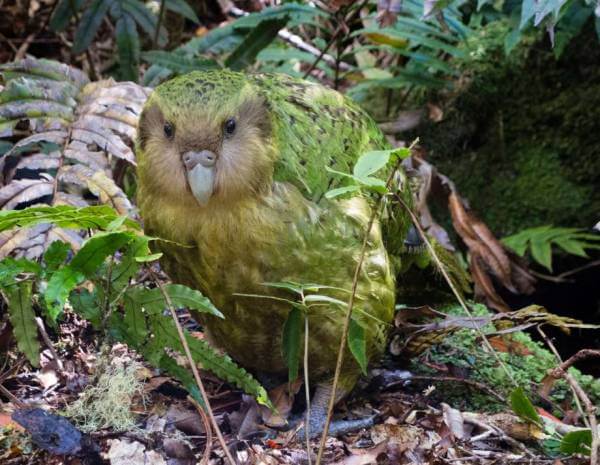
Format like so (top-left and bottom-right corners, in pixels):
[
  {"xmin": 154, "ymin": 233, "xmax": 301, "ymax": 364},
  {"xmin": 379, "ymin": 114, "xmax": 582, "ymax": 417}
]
[
  {"xmin": 536, "ymin": 327, "xmax": 587, "ymax": 427},
  {"xmin": 0, "ymin": 384, "xmax": 24, "ymax": 408},
  {"xmin": 34, "ymin": 317, "xmax": 64, "ymax": 371},
  {"xmin": 149, "ymin": 269, "xmax": 236, "ymax": 465},
  {"xmin": 543, "ymin": 345, "xmax": 600, "ymax": 464},
  {"xmin": 314, "ymin": 149, "xmax": 409, "ymax": 465},
  {"xmin": 188, "ymin": 395, "xmax": 213, "ymax": 465},
  {"xmin": 394, "ymin": 193, "xmax": 517, "ymax": 387},
  {"xmin": 153, "ymin": 0, "xmax": 167, "ymax": 48}
]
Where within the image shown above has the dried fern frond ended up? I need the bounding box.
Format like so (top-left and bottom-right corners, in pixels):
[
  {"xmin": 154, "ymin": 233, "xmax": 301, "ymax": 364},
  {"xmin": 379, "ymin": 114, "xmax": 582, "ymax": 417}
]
[{"xmin": 0, "ymin": 58, "xmax": 150, "ymax": 259}]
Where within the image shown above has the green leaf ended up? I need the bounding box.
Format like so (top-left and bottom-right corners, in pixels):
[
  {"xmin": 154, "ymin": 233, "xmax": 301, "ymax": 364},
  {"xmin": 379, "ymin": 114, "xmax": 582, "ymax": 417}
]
[
  {"xmin": 560, "ymin": 429, "xmax": 592, "ymax": 455},
  {"xmin": 325, "ymin": 185, "xmax": 360, "ymax": 199},
  {"xmin": 122, "ymin": 0, "xmax": 167, "ymax": 46},
  {"xmin": 69, "ymin": 288, "xmax": 102, "ymax": 328},
  {"xmin": 125, "ymin": 284, "xmax": 223, "ymax": 318},
  {"xmin": 261, "ymin": 281, "xmax": 303, "ymax": 294},
  {"xmin": 43, "ymin": 241, "xmax": 71, "ymax": 274},
  {"xmin": 141, "ymin": 312, "xmax": 272, "ymax": 408},
  {"xmin": 49, "ymin": 0, "xmax": 85, "ymax": 31},
  {"xmin": 358, "ymin": 176, "xmax": 387, "ymax": 193},
  {"xmin": 45, "ymin": 232, "xmax": 133, "ymax": 319},
  {"xmin": 304, "ymin": 294, "xmax": 346, "ymax": 307},
  {"xmin": 0, "ymin": 258, "xmax": 41, "ymax": 285},
  {"xmin": 165, "ymin": 0, "xmax": 199, "ymax": 23},
  {"xmin": 7, "ymin": 280, "xmax": 40, "ymax": 367},
  {"xmin": 348, "ymin": 318, "xmax": 368, "ymax": 375},
  {"xmin": 530, "ymin": 238, "xmax": 553, "ymax": 271},
  {"xmin": 73, "ymin": 0, "xmax": 115, "ymax": 54},
  {"xmin": 0, "ymin": 205, "xmax": 139, "ymax": 233},
  {"xmin": 353, "ymin": 150, "xmax": 392, "ymax": 179},
  {"xmin": 232, "ymin": 3, "xmax": 322, "ymax": 28},
  {"xmin": 123, "ymin": 295, "xmax": 148, "ymax": 340},
  {"xmin": 553, "ymin": 237, "xmax": 588, "ymax": 257},
  {"xmin": 141, "ymin": 51, "xmax": 219, "ymax": 73},
  {"xmin": 115, "ymin": 14, "xmax": 140, "ymax": 82},
  {"xmin": 520, "ymin": 0, "xmax": 537, "ymax": 29},
  {"xmin": 510, "ymin": 387, "xmax": 541, "ymax": 425},
  {"xmin": 225, "ymin": 17, "xmax": 289, "ymax": 71},
  {"xmin": 282, "ymin": 307, "xmax": 302, "ymax": 382}
]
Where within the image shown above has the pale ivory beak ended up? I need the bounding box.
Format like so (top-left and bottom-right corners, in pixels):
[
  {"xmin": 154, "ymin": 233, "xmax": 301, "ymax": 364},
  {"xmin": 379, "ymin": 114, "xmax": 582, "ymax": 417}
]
[{"xmin": 183, "ymin": 150, "xmax": 217, "ymax": 206}]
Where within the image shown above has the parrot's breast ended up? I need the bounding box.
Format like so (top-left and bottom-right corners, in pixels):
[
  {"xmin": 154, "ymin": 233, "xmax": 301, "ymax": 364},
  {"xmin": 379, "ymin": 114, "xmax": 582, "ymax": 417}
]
[{"xmin": 141, "ymin": 182, "xmax": 396, "ymax": 389}]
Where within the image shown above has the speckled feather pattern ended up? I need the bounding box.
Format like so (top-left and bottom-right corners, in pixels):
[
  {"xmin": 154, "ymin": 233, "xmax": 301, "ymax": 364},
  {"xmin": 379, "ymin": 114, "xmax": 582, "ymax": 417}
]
[{"xmin": 136, "ymin": 70, "xmax": 408, "ymax": 394}]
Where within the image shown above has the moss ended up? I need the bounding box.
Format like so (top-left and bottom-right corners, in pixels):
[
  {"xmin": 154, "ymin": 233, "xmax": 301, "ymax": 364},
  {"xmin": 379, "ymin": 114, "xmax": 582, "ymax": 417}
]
[
  {"xmin": 415, "ymin": 20, "xmax": 600, "ymax": 235},
  {"xmin": 410, "ymin": 303, "xmax": 600, "ymax": 412}
]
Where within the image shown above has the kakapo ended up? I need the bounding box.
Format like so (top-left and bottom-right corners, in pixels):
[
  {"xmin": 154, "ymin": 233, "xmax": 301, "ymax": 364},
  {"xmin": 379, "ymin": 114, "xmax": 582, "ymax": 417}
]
[{"xmin": 136, "ymin": 70, "xmax": 417, "ymax": 436}]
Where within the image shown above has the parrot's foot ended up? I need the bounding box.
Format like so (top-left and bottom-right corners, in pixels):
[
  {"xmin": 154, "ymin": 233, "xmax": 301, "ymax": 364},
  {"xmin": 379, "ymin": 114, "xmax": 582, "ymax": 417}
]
[{"xmin": 296, "ymin": 383, "xmax": 375, "ymax": 440}]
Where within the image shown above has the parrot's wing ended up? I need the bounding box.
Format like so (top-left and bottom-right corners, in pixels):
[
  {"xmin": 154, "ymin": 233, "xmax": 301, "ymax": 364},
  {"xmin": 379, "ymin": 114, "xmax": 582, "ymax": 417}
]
[{"xmin": 253, "ymin": 73, "xmax": 390, "ymax": 202}]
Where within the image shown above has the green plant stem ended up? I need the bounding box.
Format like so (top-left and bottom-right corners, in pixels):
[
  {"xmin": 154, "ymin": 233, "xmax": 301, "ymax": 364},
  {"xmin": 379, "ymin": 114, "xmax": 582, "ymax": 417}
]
[
  {"xmin": 149, "ymin": 269, "xmax": 236, "ymax": 465},
  {"xmin": 153, "ymin": 0, "xmax": 167, "ymax": 48},
  {"xmin": 303, "ymin": 312, "xmax": 312, "ymax": 465},
  {"xmin": 314, "ymin": 154, "xmax": 405, "ymax": 465}
]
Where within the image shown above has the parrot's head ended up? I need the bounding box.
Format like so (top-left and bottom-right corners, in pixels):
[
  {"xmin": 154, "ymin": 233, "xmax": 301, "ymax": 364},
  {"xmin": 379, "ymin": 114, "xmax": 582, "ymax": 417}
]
[{"xmin": 137, "ymin": 70, "xmax": 275, "ymax": 207}]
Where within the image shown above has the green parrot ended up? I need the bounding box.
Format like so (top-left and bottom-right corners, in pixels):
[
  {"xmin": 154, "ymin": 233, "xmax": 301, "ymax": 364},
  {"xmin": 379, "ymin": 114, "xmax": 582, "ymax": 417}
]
[{"xmin": 136, "ymin": 70, "xmax": 415, "ymax": 436}]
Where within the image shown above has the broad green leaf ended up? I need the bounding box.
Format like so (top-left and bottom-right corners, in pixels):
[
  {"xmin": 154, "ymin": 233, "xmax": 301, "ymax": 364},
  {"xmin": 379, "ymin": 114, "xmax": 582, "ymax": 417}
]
[
  {"xmin": 353, "ymin": 150, "xmax": 392, "ymax": 179},
  {"xmin": 43, "ymin": 241, "xmax": 71, "ymax": 274},
  {"xmin": 325, "ymin": 185, "xmax": 360, "ymax": 199},
  {"xmin": 348, "ymin": 318, "xmax": 368, "ymax": 375},
  {"xmin": 73, "ymin": 0, "xmax": 115, "ymax": 54},
  {"xmin": 282, "ymin": 307, "xmax": 302, "ymax": 382},
  {"xmin": 510, "ymin": 387, "xmax": 541, "ymax": 425},
  {"xmin": 141, "ymin": 51, "xmax": 219, "ymax": 73},
  {"xmin": 7, "ymin": 280, "xmax": 40, "ymax": 367},
  {"xmin": 115, "ymin": 14, "xmax": 140, "ymax": 82},
  {"xmin": 165, "ymin": 0, "xmax": 199, "ymax": 23},
  {"xmin": 225, "ymin": 17, "xmax": 289, "ymax": 71},
  {"xmin": 45, "ymin": 232, "xmax": 133, "ymax": 319},
  {"xmin": 125, "ymin": 284, "xmax": 223, "ymax": 318},
  {"xmin": 560, "ymin": 429, "xmax": 592, "ymax": 455}
]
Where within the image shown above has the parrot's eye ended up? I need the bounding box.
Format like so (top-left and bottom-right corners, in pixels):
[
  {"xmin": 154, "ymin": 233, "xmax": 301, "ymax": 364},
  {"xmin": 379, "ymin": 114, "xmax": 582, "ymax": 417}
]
[
  {"xmin": 163, "ymin": 122, "xmax": 175, "ymax": 140},
  {"xmin": 224, "ymin": 118, "xmax": 236, "ymax": 136}
]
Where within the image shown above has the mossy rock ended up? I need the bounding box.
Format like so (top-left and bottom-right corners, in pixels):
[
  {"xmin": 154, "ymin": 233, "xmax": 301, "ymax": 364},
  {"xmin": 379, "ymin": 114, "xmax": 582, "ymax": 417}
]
[{"xmin": 413, "ymin": 21, "xmax": 600, "ymax": 236}]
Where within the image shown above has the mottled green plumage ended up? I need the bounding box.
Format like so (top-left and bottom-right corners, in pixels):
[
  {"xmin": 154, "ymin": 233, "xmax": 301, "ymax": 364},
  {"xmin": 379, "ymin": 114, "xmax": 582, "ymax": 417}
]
[{"xmin": 136, "ymin": 70, "xmax": 410, "ymax": 395}]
